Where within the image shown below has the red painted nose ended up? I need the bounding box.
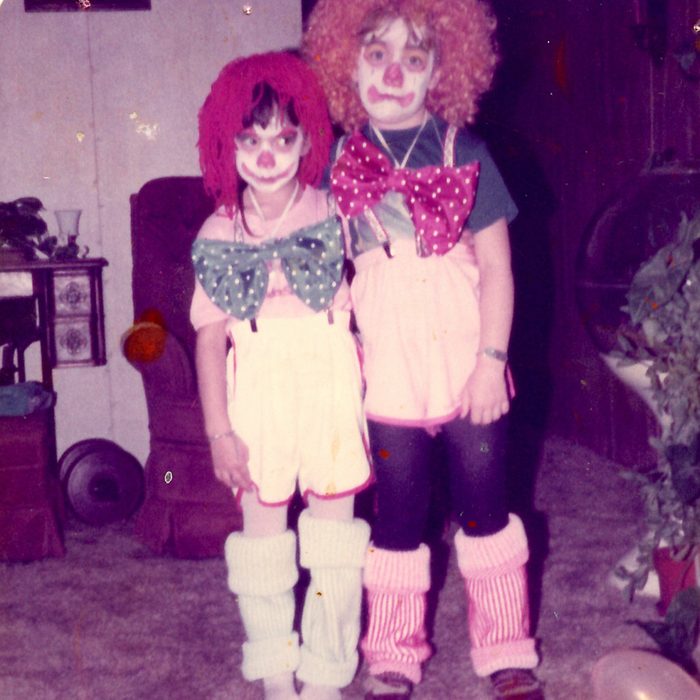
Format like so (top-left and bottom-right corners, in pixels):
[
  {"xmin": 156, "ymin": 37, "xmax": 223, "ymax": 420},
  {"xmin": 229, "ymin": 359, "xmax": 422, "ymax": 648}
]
[
  {"xmin": 383, "ymin": 62, "xmax": 404, "ymax": 88},
  {"xmin": 257, "ymin": 149, "xmax": 275, "ymax": 168}
]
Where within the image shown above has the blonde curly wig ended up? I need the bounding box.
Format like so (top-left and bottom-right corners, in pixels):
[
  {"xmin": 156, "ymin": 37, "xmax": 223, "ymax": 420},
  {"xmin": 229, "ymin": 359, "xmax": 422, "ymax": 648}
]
[{"xmin": 302, "ymin": 0, "xmax": 499, "ymax": 131}]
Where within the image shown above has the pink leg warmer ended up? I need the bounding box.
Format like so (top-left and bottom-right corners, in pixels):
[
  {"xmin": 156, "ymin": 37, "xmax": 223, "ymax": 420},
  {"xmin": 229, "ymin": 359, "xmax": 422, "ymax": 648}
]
[
  {"xmin": 454, "ymin": 514, "xmax": 539, "ymax": 677},
  {"xmin": 361, "ymin": 544, "xmax": 432, "ymax": 685}
]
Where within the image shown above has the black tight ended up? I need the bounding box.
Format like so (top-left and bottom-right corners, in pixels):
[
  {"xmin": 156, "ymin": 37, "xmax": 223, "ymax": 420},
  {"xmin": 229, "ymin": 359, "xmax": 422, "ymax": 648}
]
[{"xmin": 368, "ymin": 416, "xmax": 509, "ymax": 551}]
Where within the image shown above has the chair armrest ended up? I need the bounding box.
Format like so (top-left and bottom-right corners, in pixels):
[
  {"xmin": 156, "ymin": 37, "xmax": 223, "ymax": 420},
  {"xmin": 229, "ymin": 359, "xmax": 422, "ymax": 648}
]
[{"xmin": 122, "ymin": 322, "xmax": 197, "ymax": 396}]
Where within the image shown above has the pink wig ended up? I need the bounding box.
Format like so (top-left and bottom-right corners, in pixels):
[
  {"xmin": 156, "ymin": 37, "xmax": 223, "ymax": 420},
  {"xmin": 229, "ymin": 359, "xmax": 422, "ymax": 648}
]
[
  {"xmin": 303, "ymin": 0, "xmax": 498, "ymax": 131},
  {"xmin": 198, "ymin": 51, "xmax": 332, "ymax": 213}
]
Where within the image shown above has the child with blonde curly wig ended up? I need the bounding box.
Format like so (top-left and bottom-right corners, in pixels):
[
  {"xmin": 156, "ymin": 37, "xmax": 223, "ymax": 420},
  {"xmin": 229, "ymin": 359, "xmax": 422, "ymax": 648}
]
[
  {"xmin": 191, "ymin": 51, "xmax": 372, "ymax": 700},
  {"xmin": 304, "ymin": 2, "xmax": 544, "ymax": 699}
]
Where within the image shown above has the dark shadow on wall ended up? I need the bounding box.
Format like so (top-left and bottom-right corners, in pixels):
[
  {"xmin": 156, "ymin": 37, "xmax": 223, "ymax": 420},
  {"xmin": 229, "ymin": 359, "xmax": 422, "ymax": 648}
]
[
  {"xmin": 488, "ymin": 130, "xmax": 557, "ymax": 625},
  {"xmin": 478, "ymin": 0, "xmax": 561, "ymax": 628},
  {"xmin": 480, "ymin": 0, "xmax": 559, "ymax": 439},
  {"xmin": 301, "ymin": 0, "xmax": 318, "ymax": 26}
]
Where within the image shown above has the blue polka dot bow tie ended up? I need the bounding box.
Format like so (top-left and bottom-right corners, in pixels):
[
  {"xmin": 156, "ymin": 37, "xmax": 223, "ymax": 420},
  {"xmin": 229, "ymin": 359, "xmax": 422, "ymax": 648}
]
[
  {"xmin": 331, "ymin": 132, "xmax": 480, "ymax": 257},
  {"xmin": 191, "ymin": 216, "xmax": 344, "ymax": 321}
]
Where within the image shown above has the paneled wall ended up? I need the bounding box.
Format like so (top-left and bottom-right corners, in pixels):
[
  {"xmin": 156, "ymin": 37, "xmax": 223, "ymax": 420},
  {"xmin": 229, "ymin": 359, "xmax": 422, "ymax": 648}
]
[{"xmin": 483, "ymin": 0, "xmax": 700, "ymax": 465}]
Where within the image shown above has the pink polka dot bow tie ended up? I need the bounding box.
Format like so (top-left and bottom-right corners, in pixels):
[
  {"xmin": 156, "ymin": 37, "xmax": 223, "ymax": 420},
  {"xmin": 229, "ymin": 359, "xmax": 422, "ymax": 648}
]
[{"xmin": 331, "ymin": 131, "xmax": 480, "ymax": 256}]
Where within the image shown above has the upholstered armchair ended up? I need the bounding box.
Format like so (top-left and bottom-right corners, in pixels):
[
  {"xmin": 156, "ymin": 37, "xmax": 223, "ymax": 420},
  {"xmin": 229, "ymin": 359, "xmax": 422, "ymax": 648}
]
[{"xmin": 124, "ymin": 176, "xmax": 241, "ymax": 558}]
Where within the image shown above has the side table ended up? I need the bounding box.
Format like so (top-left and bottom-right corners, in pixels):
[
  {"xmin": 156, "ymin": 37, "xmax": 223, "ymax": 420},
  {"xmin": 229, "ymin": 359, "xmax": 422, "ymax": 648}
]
[{"xmin": 0, "ymin": 257, "xmax": 107, "ymax": 561}]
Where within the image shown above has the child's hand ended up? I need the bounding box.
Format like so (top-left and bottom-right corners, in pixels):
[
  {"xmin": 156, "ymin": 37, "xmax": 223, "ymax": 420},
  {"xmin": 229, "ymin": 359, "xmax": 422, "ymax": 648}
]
[
  {"xmin": 460, "ymin": 360, "xmax": 510, "ymax": 425},
  {"xmin": 210, "ymin": 433, "xmax": 253, "ymax": 491}
]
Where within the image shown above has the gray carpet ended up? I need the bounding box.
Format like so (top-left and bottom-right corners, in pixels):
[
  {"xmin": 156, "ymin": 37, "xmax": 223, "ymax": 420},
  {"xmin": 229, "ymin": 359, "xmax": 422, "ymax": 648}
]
[{"xmin": 0, "ymin": 436, "xmax": 661, "ymax": 699}]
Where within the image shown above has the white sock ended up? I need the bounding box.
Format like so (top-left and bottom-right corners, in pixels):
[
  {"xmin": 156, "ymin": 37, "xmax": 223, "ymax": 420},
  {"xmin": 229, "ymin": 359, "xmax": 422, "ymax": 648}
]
[
  {"xmin": 264, "ymin": 671, "xmax": 299, "ymax": 699},
  {"xmin": 299, "ymin": 684, "xmax": 341, "ymax": 700}
]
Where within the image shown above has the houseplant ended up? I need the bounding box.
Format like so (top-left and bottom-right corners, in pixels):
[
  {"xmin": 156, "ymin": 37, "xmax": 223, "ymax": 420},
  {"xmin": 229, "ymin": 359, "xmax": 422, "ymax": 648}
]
[
  {"xmin": 614, "ymin": 210, "xmax": 700, "ymax": 602},
  {"xmin": 0, "ymin": 197, "xmax": 49, "ymax": 261},
  {"xmin": 0, "ymin": 198, "xmax": 85, "ymax": 262},
  {"xmin": 631, "ymin": 586, "xmax": 700, "ymax": 678}
]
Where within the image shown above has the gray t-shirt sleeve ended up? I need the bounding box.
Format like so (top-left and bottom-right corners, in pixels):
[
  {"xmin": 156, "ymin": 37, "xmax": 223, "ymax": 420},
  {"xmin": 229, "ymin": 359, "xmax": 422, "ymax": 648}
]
[{"xmin": 455, "ymin": 130, "xmax": 518, "ymax": 233}]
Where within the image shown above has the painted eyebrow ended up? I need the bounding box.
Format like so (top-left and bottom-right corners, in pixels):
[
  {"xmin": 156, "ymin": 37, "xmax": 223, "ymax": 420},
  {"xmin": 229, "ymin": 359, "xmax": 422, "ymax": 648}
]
[
  {"xmin": 360, "ymin": 30, "xmax": 430, "ymax": 51},
  {"xmin": 406, "ymin": 37, "xmax": 430, "ymax": 51},
  {"xmin": 278, "ymin": 127, "xmax": 299, "ymax": 137},
  {"xmin": 361, "ymin": 32, "xmax": 384, "ymax": 46},
  {"xmin": 406, "ymin": 26, "xmax": 431, "ymax": 50}
]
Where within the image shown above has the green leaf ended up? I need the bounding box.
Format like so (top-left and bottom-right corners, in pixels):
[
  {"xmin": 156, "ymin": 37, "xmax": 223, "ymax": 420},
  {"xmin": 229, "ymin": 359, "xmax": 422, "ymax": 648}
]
[
  {"xmin": 667, "ymin": 437, "xmax": 700, "ymax": 505},
  {"xmin": 630, "ymin": 587, "xmax": 700, "ymax": 670},
  {"xmin": 13, "ymin": 197, "xmax": 44, "ymax": 213}
]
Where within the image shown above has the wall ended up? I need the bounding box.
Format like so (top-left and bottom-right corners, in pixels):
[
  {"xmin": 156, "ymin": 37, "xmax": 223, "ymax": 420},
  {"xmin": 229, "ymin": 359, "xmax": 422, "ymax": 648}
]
[
  {"xmin": 483, "ymin": 0, "xmax": 700, "ymax": 465},
  {"xmin": 0, "ymin": 0, "xmax": 301, "ymax": 463}
]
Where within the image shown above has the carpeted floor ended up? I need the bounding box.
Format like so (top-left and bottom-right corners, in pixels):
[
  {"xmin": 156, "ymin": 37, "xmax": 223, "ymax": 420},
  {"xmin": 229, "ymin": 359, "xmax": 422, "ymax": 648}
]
[{"xmin": 0, "ymin": 435, "xmax": 663, "ymax": 699}]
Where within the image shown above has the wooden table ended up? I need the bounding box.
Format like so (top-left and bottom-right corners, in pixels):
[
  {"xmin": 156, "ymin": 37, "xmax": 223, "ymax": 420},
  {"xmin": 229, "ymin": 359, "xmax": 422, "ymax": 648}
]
[
  {"xmin": 0, "ymin": 257, "xmax": 108, "ymax": 389},
  {"xmin": 0, "ymin": 257, "xmax": 107, "ymax": 561}
]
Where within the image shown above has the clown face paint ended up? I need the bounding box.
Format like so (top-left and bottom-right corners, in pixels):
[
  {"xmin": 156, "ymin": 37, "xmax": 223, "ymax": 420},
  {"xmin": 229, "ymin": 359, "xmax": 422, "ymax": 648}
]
[
  {"xmin": 235, "ymin": 117, "xmax": 306, "ymax": 195},
  {"xmin": 355, "ymin": 17, "xmax": 437, "ymax": 130}
]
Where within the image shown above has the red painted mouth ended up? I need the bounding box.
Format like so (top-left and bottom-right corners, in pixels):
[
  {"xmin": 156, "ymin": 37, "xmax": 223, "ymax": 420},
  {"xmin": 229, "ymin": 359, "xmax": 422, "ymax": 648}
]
[
  {"xmin": 241, "ymin": 163, "xmax": 292, "ymax": 184},
  {"xmin": 368, "ymin": 85, "xmax": 415, "ymax": 107}
]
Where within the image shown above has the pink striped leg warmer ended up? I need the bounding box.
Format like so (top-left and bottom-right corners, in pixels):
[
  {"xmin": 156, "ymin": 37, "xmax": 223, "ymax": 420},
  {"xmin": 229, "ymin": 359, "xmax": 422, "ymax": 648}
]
[
  {"xmin": 454, "ymin": 514, "xmax": 539, "ymax": 677},
  {"xmin": 360, "ymin": 544, "xmax": 432, "ymax": 685}
]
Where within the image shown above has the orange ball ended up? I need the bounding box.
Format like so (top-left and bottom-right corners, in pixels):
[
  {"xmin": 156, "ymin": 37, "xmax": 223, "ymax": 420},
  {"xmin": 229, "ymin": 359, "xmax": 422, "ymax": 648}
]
[{"xmin": 123, "ymin": 323, "xmax": 167, "ymax": 363}]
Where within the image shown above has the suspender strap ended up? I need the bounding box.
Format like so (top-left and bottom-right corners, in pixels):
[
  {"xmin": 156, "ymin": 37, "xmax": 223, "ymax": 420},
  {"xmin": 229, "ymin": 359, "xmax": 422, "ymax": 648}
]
[
  {"xmin": 443, "ymin": 124, "xmax": 458, "ymax": 167},
  {"xmin": 333, "ymin": 135, "xmax": 348, "ymax": 163}
]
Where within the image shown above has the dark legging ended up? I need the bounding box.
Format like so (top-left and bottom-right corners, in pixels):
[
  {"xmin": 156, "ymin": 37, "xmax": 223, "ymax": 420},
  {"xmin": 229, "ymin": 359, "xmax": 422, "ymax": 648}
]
[{"xmin": 368, "ymin": 416, "xmax": 510, "ymax": 551}]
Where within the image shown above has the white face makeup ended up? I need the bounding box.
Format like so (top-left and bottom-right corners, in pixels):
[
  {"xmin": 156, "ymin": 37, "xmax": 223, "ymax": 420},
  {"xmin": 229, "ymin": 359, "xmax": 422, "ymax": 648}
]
[
  {"xmin": 355, "ymin": 17, "xmax": 437, "ymax": 130},
  {"xmin": 235, "ymin": 117, "xmax": 305, "ymax": 195}
]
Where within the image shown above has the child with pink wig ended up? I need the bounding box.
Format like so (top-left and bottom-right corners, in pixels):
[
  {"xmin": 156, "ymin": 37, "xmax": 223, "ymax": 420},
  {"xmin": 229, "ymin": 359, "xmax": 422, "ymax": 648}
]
[
  {"xmin": 304, "ymin": 2, "xmax": 544, "ymax": 699},
  {"xmin": 191, "ymin": 51, "xmax": 372, "ymax": 700}
]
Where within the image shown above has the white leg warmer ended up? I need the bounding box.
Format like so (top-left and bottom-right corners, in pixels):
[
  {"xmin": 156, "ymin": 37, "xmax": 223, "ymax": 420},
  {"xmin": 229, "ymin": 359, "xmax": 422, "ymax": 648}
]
[
  {"xmin": 296, "ymin": 510, "xmax": 370, "ymax": 689},
  {"xmin": 225, "ymin": 530, "xmax": 300, "ymax": 681}
]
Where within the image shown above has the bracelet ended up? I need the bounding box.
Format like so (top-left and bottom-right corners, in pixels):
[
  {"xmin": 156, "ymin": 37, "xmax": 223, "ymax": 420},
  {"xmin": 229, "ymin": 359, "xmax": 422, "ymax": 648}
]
[
  {"xmin": 478, "ymin": 347, "xmax": 508, "ymax": 362},
  {"xmin": 208, "ymin": 429, "xmax": 235, "ymax": 443}
]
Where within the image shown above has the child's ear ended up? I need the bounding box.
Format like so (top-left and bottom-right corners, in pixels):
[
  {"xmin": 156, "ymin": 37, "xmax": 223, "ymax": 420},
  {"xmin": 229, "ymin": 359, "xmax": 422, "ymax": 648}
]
[{"xmin": 301, "ymin": 134, "xmax": 312, "ymax": 157}]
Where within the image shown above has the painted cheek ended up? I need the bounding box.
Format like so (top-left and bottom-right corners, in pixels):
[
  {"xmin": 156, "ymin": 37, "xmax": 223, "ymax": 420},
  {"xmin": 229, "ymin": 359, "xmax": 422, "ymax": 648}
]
[
  {"xmin": 396, "ymin": 70, "xmax": 430, "ymax": 111},
  {"xmin": 358, "ymin": 62, "xmax": 382, "ymax": 106},
  {"xmin": 409, "ymin": 71, "xmax": 430, "ymax": 93},
  {"xmin": 235, "ymin": 154, "xmax": 255, "ymax": 182},
  {"xmin": 273, "ymin": 147, "xmax": 299, "ymax": 174}
]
